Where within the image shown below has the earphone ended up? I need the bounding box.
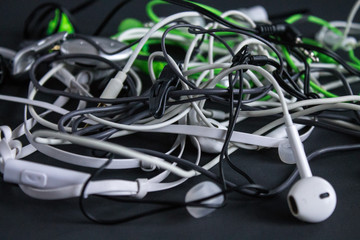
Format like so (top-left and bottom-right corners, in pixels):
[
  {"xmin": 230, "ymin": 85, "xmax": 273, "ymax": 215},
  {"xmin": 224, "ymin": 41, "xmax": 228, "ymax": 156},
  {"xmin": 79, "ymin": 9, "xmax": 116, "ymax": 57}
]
[
  {"xmin": 1, "ymin": 0, "xmax": 360, "ymax": 225},
  {"xmin": 288, "ymin": 177, "xmax": 336, "ymax": 223}
]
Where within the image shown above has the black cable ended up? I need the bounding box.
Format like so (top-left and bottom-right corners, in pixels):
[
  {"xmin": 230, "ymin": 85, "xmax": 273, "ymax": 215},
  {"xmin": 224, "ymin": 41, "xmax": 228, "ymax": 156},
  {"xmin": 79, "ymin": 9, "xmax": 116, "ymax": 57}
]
[
  {"xmin": 162, "ymin": 0, "xmax": 258, "ymax": 34},
  {"xmin": 241, "ymin": 85, "xmax": 274, "ymax": 103},
  {"xmin": 135, "ymin": 148, "xmax": 270, "ymax": 197},
  {"xmin": 190, "ymin": 32, "xmax": 206, "ymax": 61},
  {"xmin": 308, "ymin": 143, "xmax": 360, "ymax": 159},
  {"xmin": 93, "ymin": 0, "xmax": 132, "ymax": 36},
  {"xmin": 224, "ymin": 151, "xmax": 255, "ymax": 184},
  {"xmin": 223, "ymin": 55, "xmax": 252, "ymax": 177},
  {"xmin": 24, "ymin": 0, "xmax": 96, "ymax": 38},
  {"xmin": 266, "ymin": 58, "xmax": 309, "ymax": 100},
  {"xmin": 270, "ymin": 59, "xmax": 305, "ymax": 96},
  {"xmin": 81, "ymin": 140, "xmax": 360, "ymax": 224},
  {"xmin": 187, "ymin": 27, "xmax": 285, "ymax": 75},
  {"xmin": 317, "ymin": 112, "xmax": 358, "ymax": 123},
  {"xmin": 58, "ymin": 104, "xmax": 129, "ymax": 133},
  {"xmin": 289, "ymin": 48, "xmax": 311, "ymax": 96},
  {"xmin": 269, "ymin": 9, "xmax": 311, "ymax": 22},
  {"xmin": 161, "ymin": 23, "xmax": 235, "ymax": 89},
  {"xmin": 23, "ymin": 3, "xmax": 79, "ymax": 39},
  {"xmin": 168, "ymin": 84, "xmax": 272, "ymax": 106},
  {"xmin": 160, "ymin": 24, "xmax": 285, "ymax": 106},
  {"xmin": 293, "ymin": 118, "xmax": 360, "ymax": 138},
  {"xmin": 310, "ymin": 68, "xmax": 353, "ymax": 95},
  {"xmin": 269, "ymin": 143, "xmax": 360, "ymax": 195},
  {"xmin": 220, "ymin": 69, "xmax": 248, "ymax": 191},
  {"xmin": 35, "ymin": 6, "xmax": 63, "ymax": 37},
  {"xmin": 70, "ymin": 0, "xmax": 97, "ymax": 14},
  {"xmin": 214, "ymin": 46, "xmax": 250, "ymax": 192},
  {"xmin": 79, "ymin": 152, "xmax": 226, "ymax": 225},
  {"xmin": 288, "ymin": 41, "xmax": 360, "ymax": 77},
  {"xmin": 309, "ymin": 67, "xmax": 360, "ymax": 122},
  {"xmin": 169, "ymin": 86, "xmax": 270, "ymax": 98},
  {"xmin": 217, "ymin": 73, "xmax": 235, "ymax": 192},
  {"xmin": 137, "ymin": 142, "xmax": 360, "ymax": 198},
  {"xmin": 167, "ymin": 96, "xmax": 209, "ymax": 105},
  {"xmin": 71, "ymin": 107, "xmax": 149, "ymax": 139}
]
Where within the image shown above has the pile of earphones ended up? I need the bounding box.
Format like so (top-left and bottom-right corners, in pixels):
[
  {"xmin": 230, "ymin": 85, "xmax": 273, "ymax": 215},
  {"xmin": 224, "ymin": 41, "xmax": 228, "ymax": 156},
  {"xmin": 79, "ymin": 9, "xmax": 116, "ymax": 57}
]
[{"xmin": 1, "ymin": 0, "xmax": 360, "ymax": 224}]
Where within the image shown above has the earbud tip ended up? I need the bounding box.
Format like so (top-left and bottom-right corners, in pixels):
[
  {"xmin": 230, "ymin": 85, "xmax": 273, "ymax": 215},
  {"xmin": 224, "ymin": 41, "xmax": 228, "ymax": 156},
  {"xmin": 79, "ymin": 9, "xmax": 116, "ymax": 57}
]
[
  {"xmin": 185, "ymin": 181, "xmax": 224, "ymax": 218},
  {"xmin": 278, "ymin": 140, "xmax": 296, "ymax": 164},
  {"xmin": 288, "ymin": 177, "xmax": 337, "ymax": 223}
]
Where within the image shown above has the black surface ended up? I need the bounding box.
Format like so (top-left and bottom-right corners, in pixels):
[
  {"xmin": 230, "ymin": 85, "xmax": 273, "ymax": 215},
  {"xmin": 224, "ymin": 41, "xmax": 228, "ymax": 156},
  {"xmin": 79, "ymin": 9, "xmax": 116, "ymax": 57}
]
[{"xmin": 1, "ymin": 0, "xmax": 360, "ymax": 239}]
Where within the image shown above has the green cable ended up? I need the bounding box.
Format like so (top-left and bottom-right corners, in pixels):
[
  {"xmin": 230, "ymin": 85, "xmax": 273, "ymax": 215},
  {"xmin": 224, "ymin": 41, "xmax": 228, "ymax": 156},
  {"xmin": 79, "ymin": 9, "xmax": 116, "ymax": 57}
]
[
  {"xmin": 283, "ymin": 13, "xmax": 360, "ymax": 96},
  {"xmin": 286, "ymin": 13, "xmax": 360, "ymax": 67},
  {"xmin": 302, "ymin": 37, "xmax": 321, "ymax": 46},
  {"xmin": 186, "ymin": 0, "xmax": 250, "ymax": 28},
  {"xmin": 281, "ymin": 46, "xmax": 338, "ymax": 98},
  {"xmin": 113, "ymin": 21, "xmax": 241, "ymax": 58},
  {"xmin": 147, "ymin": 0, "xmax": 251, "ymax": 30},
  {"xmin": 286, "ymin": 14, "xmax": 342, "ymax": 36},
  {"xmin": 285, "ymin": 14, "xmax": 342, "ymax": 36},
  {"xmin": 309, "ymin": 82, "xmax": 337, "ymax": 98},
  {"xmin": 146, "ymin": 2, "xmax": 347, "ymax": 96},
  {"xmin": 349, "ymin": 49, "xmax": 360, "ymax": 66},
  {"xmin": 111, "ymin": 28, "xmax": 235, "ymax": 49},
  {"xmin": 259, "ymin": 95, "xmax": 272, "ymax": 101},
  {"xmin": 285, "ymin": 14, "xmax": 303, "ymax": 24},
  {"xmin": 147, "ymin": 0, "xmax": 229, "ymax": 25},
  {"xmin": 348, "ymin": 61, "xmax": 360, "ymax": 71},
  {"xmin": 146, "ymin": 0, "xmax": 165, "ymax": 23},
  {"xmin": 307, "ymin": 16, "xmax": 342, "ymax": 35},
  {"xmin": 187, "ymin": 0, "xmax": 223, "ymax": 16}
]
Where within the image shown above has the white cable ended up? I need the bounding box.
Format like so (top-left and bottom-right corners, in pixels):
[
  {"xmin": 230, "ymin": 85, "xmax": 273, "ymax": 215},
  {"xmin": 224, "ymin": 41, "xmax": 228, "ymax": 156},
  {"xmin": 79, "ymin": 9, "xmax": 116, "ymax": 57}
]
[
  {"xmin": 221, "ymin": 10, "xmax": 257, "ymax": 28},
  {"xmin": 0, "ymin": 47, "xmax": 16, "ymax": 60},
  {"xmin": 122, "ymin": 11, "xmax": 201, "ymax": 73},
  {"xmin": 148, "ymin": 51, "xmax": 166, "ymax": 83},
  {"xmin": 343, "ymin": 0, "xmax": 360, "ymax": 44},
  {"xmin": 128, "ymin": 68, "xmax": 142, "ymax": 95},
  {"xmin": 26, "ymin": 64, "xmax": 91, "ymax": 132},
  {"xmin": 116, "ymin": 27, "xmax": 228, "ymax": 55},
  {"xmin": 33, "ymin": 130, "xmax": 197, "ymax": 178},
  {"xmin": 87, "ymin": 107, "xmax": 190, "ymax": 131},
  {"xmin": 117, "ymin": 28, "xmax": 186, "ymax": 43},
  {"xmin": 239, "ymin": 95, "xmax": 360, "ymax": 118},
  {"xmin": 322, "ymin": 76, "xmax": 360, "ymax": 91},
  {"xmin": 0, "ymin": 94, "xmax": 68, "ymax": 116}
]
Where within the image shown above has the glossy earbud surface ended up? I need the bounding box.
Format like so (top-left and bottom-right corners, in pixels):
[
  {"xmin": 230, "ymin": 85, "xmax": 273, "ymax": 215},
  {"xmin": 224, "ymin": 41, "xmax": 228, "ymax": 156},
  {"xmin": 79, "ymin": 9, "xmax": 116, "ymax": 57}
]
[
  {"xmin": 287, "ymin": 176, "xmax": 336, "ymax": 223},
  {"xmin": 185, "ymin": 181, "xmax": 224, "ymax": 218},
  {"xmin": 278, "ymin": 140, "xmax": 296, "ymax": 164}
]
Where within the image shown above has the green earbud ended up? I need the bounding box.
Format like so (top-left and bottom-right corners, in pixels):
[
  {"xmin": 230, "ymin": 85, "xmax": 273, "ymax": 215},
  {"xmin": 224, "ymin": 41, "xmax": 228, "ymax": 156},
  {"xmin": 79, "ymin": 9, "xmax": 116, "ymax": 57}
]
[{"xmin": 47, "ymin": 9, "xmax": 75, "ymax": 35}]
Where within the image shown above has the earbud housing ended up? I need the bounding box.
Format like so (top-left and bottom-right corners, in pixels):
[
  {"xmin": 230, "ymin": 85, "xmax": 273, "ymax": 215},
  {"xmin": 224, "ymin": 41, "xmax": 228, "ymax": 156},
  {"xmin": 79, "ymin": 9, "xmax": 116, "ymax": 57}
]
[{"xmin": 287, "ymin": 176, "xmax": 336, "ymax": 223}]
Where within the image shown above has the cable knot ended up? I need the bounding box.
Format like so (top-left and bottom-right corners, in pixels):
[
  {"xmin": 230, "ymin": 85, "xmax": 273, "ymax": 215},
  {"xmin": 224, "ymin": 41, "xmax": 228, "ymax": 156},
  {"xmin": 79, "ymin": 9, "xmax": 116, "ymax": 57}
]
[{"xmin": 149, "ymin": 64, "xmax": 180, "ymax": 119}]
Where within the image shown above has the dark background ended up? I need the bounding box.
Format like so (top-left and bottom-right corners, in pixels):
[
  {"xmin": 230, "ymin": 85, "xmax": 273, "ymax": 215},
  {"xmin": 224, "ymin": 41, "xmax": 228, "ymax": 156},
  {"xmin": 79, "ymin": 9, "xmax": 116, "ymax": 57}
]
[{"xmin": 1, "ymin": 0, "xmax": 360, "ymax": 239}]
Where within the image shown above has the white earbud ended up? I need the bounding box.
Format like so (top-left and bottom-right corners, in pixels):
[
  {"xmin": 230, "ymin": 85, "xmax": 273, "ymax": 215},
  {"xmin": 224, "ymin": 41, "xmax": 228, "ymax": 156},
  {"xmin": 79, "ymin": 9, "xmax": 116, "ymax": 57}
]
[
  {"xmin": 278, "ymin": 140, "xmax": 296, "ymax": 164},
  {"xmin": 185, "ymin": 181, "xmax": 224, "ymax": 218},
  {"xmin": 288, "ymin": 177, "xmax": 337, "ymax": 223},
  {"xmin": 285, "ymin": 124, "xmax": 337, "ymax": 223}
]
